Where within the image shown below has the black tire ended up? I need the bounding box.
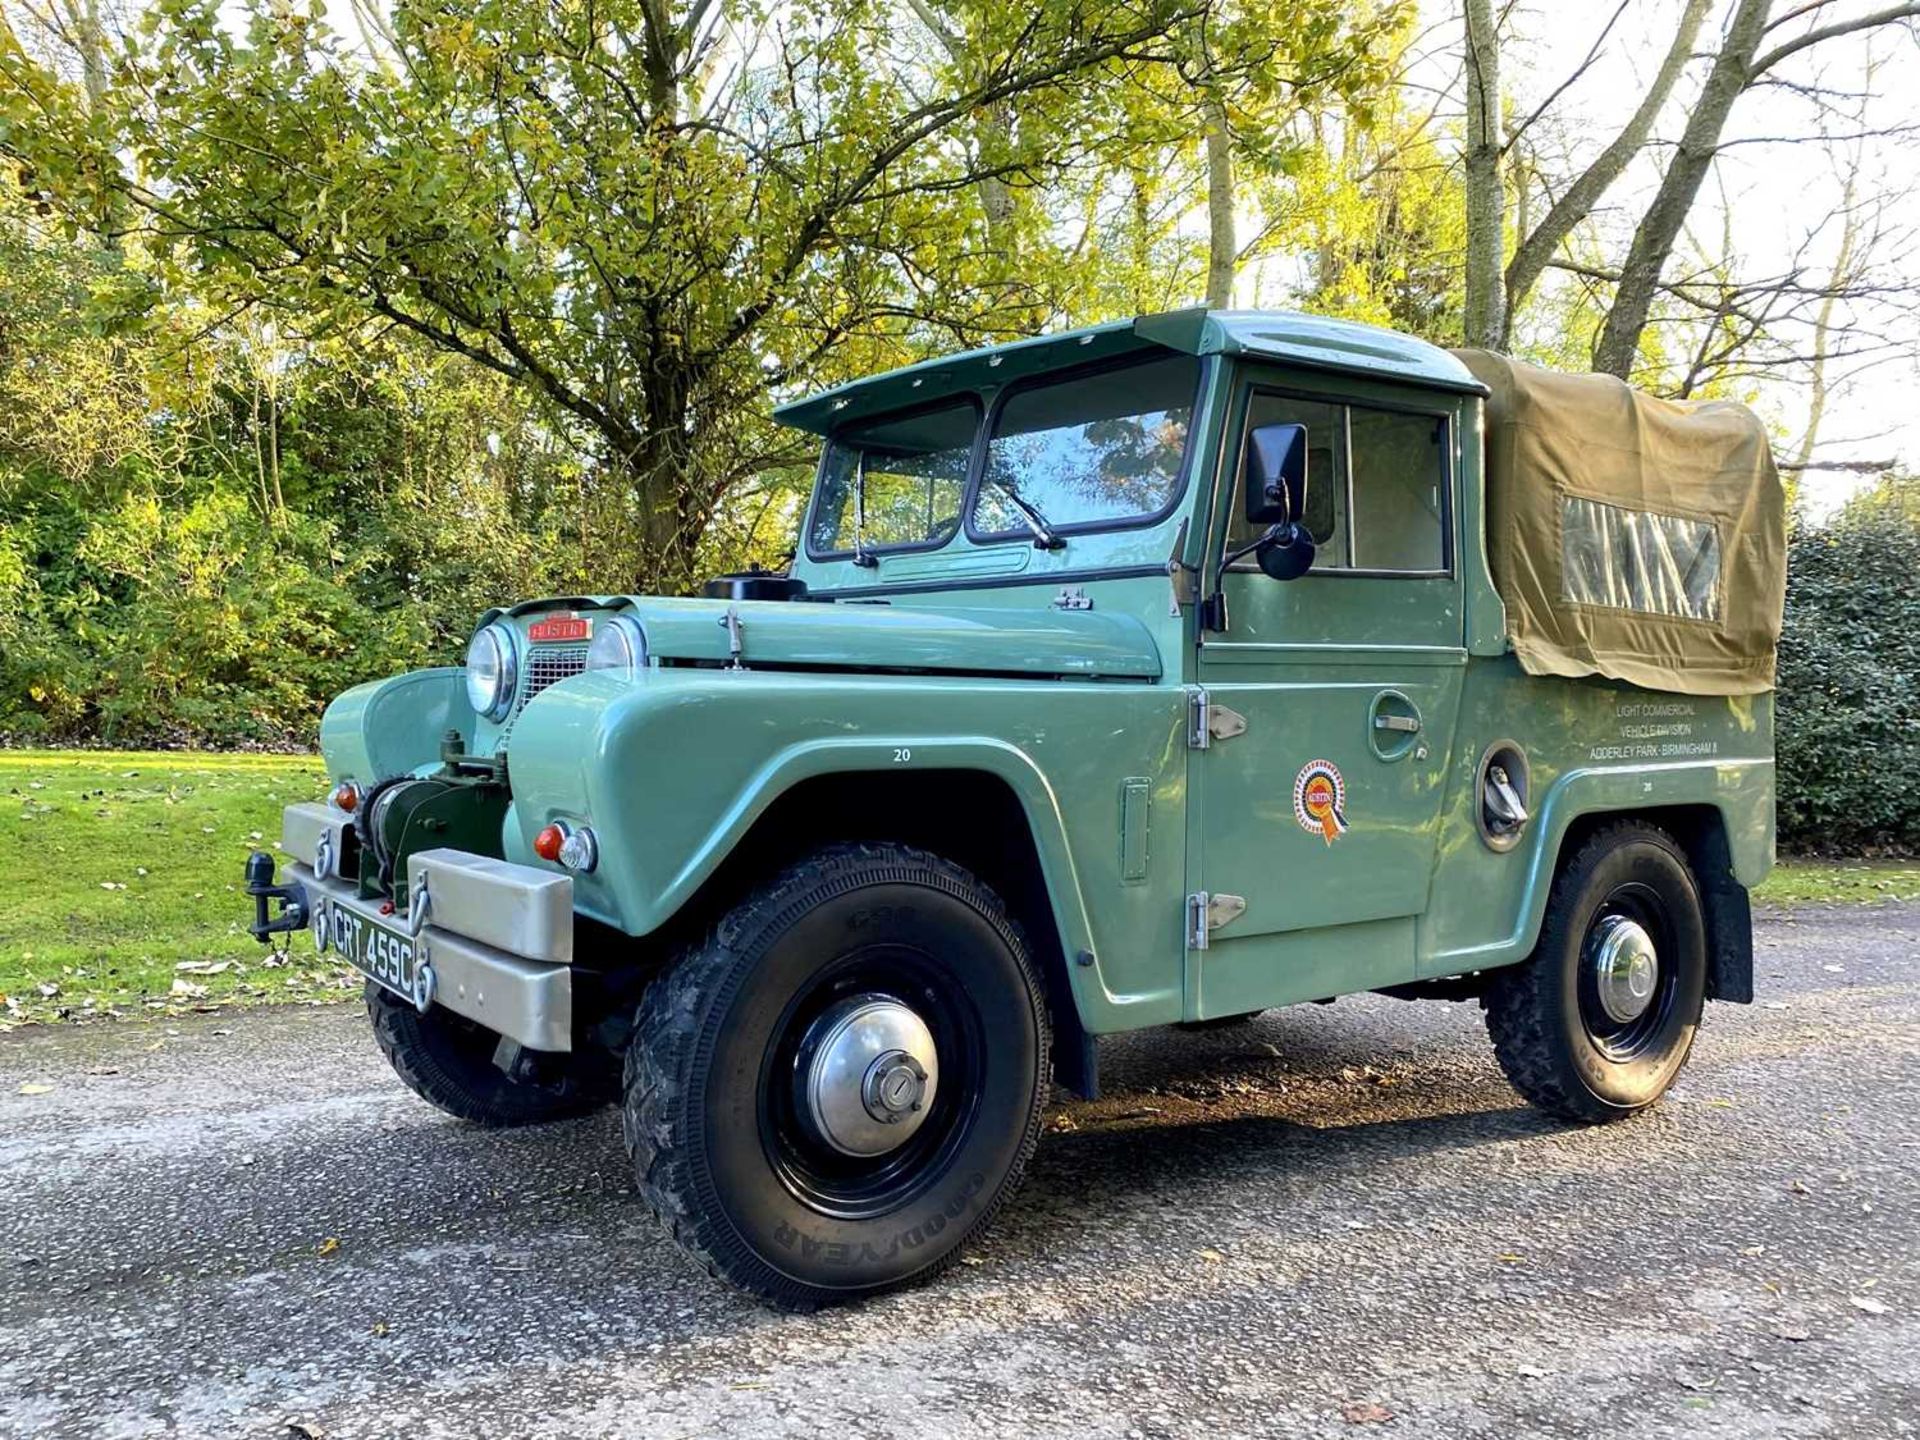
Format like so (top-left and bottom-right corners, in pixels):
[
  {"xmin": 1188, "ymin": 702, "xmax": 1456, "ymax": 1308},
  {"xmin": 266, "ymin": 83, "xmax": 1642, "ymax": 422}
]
[
  {"xmin": 1484, "ymin": 821, "xmax": 1707, "ymax": 1123},
  {"xmin": 367, "ymin": 984, "xmax": 609, "ymax": 1128},
  {"xmin": 624, "ymin": 843, "xmax": 1050, "ymax": 1310}
]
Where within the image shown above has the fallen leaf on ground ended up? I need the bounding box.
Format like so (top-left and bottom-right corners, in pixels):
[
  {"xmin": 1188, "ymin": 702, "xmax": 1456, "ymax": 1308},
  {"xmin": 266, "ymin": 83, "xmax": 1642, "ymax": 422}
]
[
  {"xmin": 1516, "ymin": 1364, "xmax": 1547, "ymax": 1379},
  {"xmin": 1851, "ymin": 1296, "xmax": 1890, "ymax": 1316},
  {"xmin": 1199, "ymin": 1247, "xmax": 1226, "ymax": 1263},
  {"xmin": 16, "ymin": 1082, "xmax": 52, "ymax": 1095},
  {"xmin": 315, "ymin": 1237, "xmax": 341, "ymax": 1258},
  {"xmin": 1340, "ymin": 1401, "xmax": 1394, "ymax": 1425}
]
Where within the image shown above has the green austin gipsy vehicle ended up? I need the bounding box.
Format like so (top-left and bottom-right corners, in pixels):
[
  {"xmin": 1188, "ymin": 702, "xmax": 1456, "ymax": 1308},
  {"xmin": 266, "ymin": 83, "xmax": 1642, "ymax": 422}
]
[{"xmin": 245, "ymin": 308, "xmax": 1786, "ymax": 1309}]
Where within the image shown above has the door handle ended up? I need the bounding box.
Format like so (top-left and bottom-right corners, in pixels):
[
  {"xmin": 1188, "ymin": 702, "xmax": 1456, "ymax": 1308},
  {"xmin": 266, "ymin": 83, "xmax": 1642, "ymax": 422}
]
[{"xmin": 1368, "ymin": 690, "xmax": 1425, "ymax": 761}]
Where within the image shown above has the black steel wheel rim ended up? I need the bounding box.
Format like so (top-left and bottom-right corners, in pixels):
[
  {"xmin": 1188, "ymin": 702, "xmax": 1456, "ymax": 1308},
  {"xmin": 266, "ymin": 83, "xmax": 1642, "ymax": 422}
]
[
  {"xmin": 756, "ymin": 944, "xmax": 985, "ymax": 1222},
  {"xmin": 1577, "ymin": 881, "xmax": 1680, "ymax": 1061}
]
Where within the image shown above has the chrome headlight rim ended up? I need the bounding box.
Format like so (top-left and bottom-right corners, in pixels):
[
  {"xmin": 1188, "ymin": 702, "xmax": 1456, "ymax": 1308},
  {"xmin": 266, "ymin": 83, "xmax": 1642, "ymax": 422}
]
[
  {"xmin": 465, "ymin": 622, "xmax": 519, "ymax": 722},
  {"xmin": 586, "ymin": 614, "xmax": 648, "ymax": 679}
]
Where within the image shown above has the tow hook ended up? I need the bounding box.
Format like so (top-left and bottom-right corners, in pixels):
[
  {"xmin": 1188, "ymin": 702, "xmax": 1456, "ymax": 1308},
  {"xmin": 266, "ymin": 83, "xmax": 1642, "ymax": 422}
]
[{"xmin": 244, "ymin": 851, "xmax": 310, "ymax": 944}]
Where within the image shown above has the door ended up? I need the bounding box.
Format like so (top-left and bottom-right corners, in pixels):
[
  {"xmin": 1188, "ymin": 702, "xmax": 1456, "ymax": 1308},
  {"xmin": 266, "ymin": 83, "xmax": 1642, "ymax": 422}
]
[{"xmin": 1187, "ymin": 379, "xmax": 1467, "ymax": 1019}]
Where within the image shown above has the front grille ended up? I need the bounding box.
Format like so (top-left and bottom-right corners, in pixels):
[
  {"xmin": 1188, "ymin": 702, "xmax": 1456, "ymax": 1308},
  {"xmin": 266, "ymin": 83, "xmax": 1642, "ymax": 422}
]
[{"xmin": 498, "ymin": 643, "xmax": 588, "ymax": 743}]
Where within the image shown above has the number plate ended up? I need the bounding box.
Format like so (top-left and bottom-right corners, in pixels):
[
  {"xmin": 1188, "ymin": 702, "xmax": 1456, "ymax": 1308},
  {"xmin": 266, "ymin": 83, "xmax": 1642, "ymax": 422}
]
[
  {"xmin": 528, "ymin": 615, "xmax": 591, "ymax": 643},
  {"xmin": 320, "ymin": 901, "xmax": 423, "ymax": 1005}
]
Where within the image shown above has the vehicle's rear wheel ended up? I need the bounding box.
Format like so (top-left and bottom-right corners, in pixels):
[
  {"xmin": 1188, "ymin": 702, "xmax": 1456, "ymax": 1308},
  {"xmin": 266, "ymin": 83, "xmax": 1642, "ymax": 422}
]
[
  {"xmin": 624, "ymin": 843, "xmax": 1050, "ymax": 1310},
  {"xmin": 367, "ymin": 985, "xmax": 610, "ymax": 1127},
  {"xmin": 1484, "ymin": 821, "xmax": 1707, "ymax": 1123}
]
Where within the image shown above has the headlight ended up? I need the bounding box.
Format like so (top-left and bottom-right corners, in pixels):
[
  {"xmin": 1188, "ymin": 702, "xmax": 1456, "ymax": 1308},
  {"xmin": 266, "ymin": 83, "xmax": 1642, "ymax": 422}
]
[
  {"xmin": 465, "ymin": 623, "xmax": 518, "ymax": 721},
  {"xmin": 586, "ymin": 615, "xmax": 648, "ymax": 679}
]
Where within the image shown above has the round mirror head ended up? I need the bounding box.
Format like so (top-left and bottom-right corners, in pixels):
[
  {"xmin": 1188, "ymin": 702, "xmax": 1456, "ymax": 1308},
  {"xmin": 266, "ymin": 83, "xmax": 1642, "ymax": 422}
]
[{"xmin": 1257, "ymin": 523, "xmax": 1316, "ymax": 581}]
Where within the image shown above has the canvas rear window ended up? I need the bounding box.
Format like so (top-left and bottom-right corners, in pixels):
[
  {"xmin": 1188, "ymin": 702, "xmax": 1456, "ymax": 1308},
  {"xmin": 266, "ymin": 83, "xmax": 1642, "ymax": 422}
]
[{"xmin": 1561, "ymin": 496, "xmax": 1722, "ymax": 623}]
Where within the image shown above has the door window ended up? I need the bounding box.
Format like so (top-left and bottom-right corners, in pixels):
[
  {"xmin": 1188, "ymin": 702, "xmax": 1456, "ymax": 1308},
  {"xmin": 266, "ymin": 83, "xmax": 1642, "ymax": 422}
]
[{"xmin": 1227, "ymin": 393, "xmax": 1449, "ymax": 575}]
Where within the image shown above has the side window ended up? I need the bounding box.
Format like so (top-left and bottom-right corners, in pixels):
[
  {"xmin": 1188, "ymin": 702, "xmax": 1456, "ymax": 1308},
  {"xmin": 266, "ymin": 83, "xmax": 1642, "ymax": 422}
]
[
  {"xmin": 1227, "ymin": 396, "xmax": 1347, "ymax": 572},
  {"xmin": 1349, "ymin": 407, "xmax": 1447, "ymax": 572},
  {"xmin": 1228, "ymin": 393, "xmax": 1448, "ymax": 575}
]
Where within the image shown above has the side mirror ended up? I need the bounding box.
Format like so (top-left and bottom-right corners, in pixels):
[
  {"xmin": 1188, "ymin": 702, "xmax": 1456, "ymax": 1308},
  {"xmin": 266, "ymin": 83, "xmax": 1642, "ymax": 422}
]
[
  {"xmin": 1256, "ymin": 523, "xmax": 1315, "ymax": 581},
  {"xmin": 1244, "ymin": 422, "xmax": 1310, "ymax": 526}
]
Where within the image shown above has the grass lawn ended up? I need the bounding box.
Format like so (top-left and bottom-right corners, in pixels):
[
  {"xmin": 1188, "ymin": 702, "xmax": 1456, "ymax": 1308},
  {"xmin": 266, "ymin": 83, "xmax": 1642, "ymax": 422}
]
[
  {"xmin": 1751, "ymin": 856, "xmax": 1920, "ymax": 907},
  {"xmin": 1, "ymin": 749, "xmax": 1913, "ymax": 1028},
  {"xmin": 0, "ymin": 749, "xmax": 361, "ymax": 1027}
]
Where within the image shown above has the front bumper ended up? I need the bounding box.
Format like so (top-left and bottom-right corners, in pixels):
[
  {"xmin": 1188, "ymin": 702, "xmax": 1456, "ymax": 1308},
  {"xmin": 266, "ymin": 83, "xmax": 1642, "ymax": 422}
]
[{"xmin": 255, "ymin": 804, "xmax": 576, "ymax": 1052}]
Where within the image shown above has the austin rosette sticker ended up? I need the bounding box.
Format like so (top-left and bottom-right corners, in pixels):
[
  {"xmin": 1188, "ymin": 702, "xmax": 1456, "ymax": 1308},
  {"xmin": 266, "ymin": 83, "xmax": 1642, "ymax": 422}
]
[{"xmin": 1292, "ymin": 759, "xmax": 1349, "ymax": 845}]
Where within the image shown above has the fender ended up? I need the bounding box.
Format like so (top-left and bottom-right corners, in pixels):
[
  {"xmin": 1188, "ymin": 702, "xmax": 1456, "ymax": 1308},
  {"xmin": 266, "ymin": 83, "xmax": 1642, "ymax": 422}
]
[
  {"xmin": 503, "ymin": 671, "xmax": 1185, "ymax": 1034},
  {"xmin": 1423, "ymin": 756, "xmax": 1774, "ymax": 978},
  {"xmin": 649, "ymin": 734, "xmax": 1099, "ymax": 979},
  {"xmin": 319, "ymin": 668, "xmax": 474, "ymax": 784}
]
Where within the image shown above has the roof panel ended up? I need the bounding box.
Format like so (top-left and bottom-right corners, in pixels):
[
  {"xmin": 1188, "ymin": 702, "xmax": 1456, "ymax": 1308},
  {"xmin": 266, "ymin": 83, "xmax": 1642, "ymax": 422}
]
[{"xmin": 772, "ymin": 308, "xmax": 1484, "ymax": 436}]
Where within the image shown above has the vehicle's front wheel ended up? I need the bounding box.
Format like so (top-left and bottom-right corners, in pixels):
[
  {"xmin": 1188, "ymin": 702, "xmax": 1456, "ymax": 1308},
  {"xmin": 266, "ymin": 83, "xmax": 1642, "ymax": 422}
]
[
  {"xmin": 624, "ymin": 843, "xmax": 1050, "ymax": 1309},
  {"xmin": 1484, "ymin": 822, "xmax": 1707, "ymax": 1123},
  {"xmin": 367, "ymin": 985, "xmax": 610, "ymax": 1127}
]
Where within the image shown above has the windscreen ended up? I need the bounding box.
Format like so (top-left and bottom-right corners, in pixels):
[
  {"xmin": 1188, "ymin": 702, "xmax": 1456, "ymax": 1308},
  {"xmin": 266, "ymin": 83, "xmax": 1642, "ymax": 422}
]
[
  {"xmin": 971, "ymin": 355, "xmax": 1201, "ymax": 536},
  {"xmin": 808, "ymin": 398, "xmax": 978, "ymax": 556}
]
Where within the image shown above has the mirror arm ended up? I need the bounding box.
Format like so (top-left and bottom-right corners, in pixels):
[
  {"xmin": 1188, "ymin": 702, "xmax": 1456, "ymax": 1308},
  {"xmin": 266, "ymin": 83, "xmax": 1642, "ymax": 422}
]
[{"xmin": 1201, "ymin": 528, "xmax": 1282, "ymax": 634}]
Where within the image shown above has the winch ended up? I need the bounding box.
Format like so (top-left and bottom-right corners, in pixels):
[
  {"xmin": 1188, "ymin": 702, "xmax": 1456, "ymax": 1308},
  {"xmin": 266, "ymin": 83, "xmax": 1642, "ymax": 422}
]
[{"xmin": 354, "ymin": 733, "xmax": 512, "ymax": 901}]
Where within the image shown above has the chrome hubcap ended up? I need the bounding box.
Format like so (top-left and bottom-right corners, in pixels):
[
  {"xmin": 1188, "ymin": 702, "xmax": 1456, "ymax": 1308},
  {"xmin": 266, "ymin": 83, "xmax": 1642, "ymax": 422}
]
[
  {"xmin": 802, "ymin": 996, "xmax": 939, "ymax": 1157},
  {"xmin": 1589, "ymin": 914, "xmax": 1659, "ymax": 1024}
]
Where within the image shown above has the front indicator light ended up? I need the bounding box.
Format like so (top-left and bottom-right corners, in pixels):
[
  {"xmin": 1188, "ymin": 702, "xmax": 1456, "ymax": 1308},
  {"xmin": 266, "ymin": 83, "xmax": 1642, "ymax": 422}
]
[
  {"xmin": 534, "ymin": 820, "xmax": 598, "ymax": 873},
  {"xmin": 558, "ymin": 826, "xmax": 598, "ymax": 874},
  {"xmin": 330, "ymin": 782, "xmax": 360, "ymax": 813}
]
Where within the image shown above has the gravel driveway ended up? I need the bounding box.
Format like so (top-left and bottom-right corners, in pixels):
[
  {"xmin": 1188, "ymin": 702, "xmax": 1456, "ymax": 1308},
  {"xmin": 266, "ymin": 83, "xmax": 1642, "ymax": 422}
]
[{"xmin": 3, "ymin": 904, "xmax": 1915, "ymax": 1439}]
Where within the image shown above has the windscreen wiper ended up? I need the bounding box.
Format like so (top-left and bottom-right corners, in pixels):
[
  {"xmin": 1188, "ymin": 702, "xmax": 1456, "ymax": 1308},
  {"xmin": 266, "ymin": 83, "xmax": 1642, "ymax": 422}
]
[
  {"xmin": 989, "ymin": 479, "xmax": 1065, "ymax": 550},
  {"xmin": 851, "ymin": 453, "xmax": 879, "ymax": 567}
]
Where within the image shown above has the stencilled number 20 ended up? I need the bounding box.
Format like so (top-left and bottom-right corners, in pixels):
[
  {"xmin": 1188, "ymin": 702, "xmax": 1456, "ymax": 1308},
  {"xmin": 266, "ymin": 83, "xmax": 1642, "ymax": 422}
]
[{"xmin": 893, "ymin": 748, "xmax": 912, "ymax": 764}]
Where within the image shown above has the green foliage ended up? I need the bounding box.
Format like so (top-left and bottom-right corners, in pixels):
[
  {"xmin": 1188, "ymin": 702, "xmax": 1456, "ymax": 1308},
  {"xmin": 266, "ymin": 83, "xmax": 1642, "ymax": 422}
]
[
  {"xmin": 1776, "ymin": 477, "xmax": 1920, "ymax": 853},
  {"xmin": 0, "ymin": 202, "xmax": 598, "ymax": 744},
  {"xmin": 2, "ymin": 0, "xmax": 1224, "ymax": 587}
]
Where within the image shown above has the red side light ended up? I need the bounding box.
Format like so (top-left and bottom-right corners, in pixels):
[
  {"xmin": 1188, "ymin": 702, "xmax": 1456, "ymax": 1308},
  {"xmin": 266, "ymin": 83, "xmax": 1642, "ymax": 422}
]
[
  {"xmin": 331, "ymin": 782, "xmax": 360, "ymax": 813},
  {"xmin": 534, "ymin": 823, "xmax": 566, "ymax": 862}
]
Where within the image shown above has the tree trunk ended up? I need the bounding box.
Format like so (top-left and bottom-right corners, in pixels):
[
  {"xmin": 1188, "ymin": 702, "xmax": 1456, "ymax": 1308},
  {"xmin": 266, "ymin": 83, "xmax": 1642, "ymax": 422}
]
[
  {"xmin": 1461, "ymin": 0, "xmax": 1504, "ymax": 349},
  {"xmin": 1592, "ymin": 0, "xmax": 1772, "ymax": 378},
  {"xmin": 1501, "ymin": 0, "xmax": 1712, "ymax": 345},
  {"xmin": 1203, "ymin": 88, "xmax": 1235, "ymax": 309},
  {"xmin": 906, "ymin": 0, "xmax": 1021, "ymax": 267}
]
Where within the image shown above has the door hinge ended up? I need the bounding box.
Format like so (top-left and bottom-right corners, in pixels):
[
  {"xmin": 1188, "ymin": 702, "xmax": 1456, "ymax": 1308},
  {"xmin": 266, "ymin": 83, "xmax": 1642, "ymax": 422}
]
[
  {"xmin": 1187, "ymin": 688, "xmax": 1248, "ymax": 749},
  {"xmin": 1186, "ymin": 891, "xmax": 1248, "ymax": 950}
]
